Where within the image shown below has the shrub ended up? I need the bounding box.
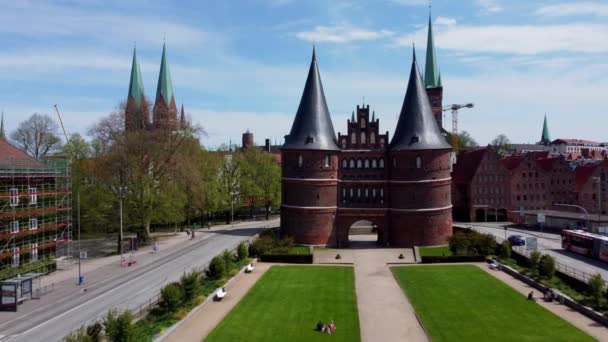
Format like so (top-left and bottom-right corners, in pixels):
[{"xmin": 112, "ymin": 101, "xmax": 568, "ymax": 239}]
[
  {"xmin": 528, "ymin": 250, "xmax": 541, "ymax": 276},
  {"xmin": 539, "ymin": 254, "xmax": 556, "ymax": 279},
  {"xmin": 160, "ymin": 283, "xmax": 183, "ymax": 313},
  {"xmin": 64, "ymin": 327, "xmax": 93, "ymax": 342},
  {"xmin": 103, "ymin": 309, "xmax": 137, "ymax": 342},
  {"xmin": 449, "ymin": 232, "xmax": 472, "ymax": 256},
  {"xmin": 249, "ymin": 236, "xmax": 275, "ymax": 257},
  {"xmin": 207, "ymin": 256, "xmax": 226, "ymax": 279},
  {"xmin": 237, "ymin": 242, "xmax": 248, "ymax": 261},
  {"xmin": 180, "ymin": 271, "xmax": 201, "ymax": 302},
  {"xmin": 588, "ymin": 273, "xmax": 605, "ymax": 308},
  {"xmin": 500, "ymin": 241, "xmax": 512, "ymax": 259},
  {"xmin": 222, "ymin": 250, "xmax": 234, "ymax": 271}
]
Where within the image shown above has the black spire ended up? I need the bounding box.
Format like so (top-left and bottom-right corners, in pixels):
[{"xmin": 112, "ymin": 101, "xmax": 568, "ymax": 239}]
[
  {"xmin": 390, "ymin": 48, "xmax": 451, "ymax": 151},
  {"xmin": 282, "ymin": 48, "xmax": 338, "ymax": 151}
]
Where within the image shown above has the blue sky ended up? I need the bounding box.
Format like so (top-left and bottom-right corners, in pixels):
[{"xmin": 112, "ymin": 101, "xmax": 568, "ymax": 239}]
[{"xmin": 1, "ymin": 0, "xmax": 607, "ymax": 148}]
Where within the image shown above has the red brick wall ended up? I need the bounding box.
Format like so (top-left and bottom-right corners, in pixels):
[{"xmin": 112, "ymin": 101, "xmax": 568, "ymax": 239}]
[
  {"xmin": 389, "ymin": 208, "xmax": 452, "ymax": 247},
  {"xmin": 426, "ymin": 87, "xmax": 443, "ymax": 130}
]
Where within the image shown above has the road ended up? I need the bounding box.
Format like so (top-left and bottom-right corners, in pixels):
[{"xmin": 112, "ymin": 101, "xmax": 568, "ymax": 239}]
[
  {"xmin": 457, "ymin": 222, "xmax": 608, "ymax": 282},
  {"xmin": 0, "ymin": 219, "xmax": 277, "ymax": 342}
]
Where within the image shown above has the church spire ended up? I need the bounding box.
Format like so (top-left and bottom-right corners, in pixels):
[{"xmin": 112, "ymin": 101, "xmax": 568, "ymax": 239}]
[
  {"xmin": 180, "ymin": 104, "xmax": 186, "ymax": 129},
  {"xmin": 541, "ymin": 114, "xmax": 551, "ymax": 144},
  {"xmin": 128, "ymin": 46, "xmax": 145, "ymax": 107},
  {"xmin": 156, "ymin": 43, "xmax": 175, "ymax": 107},
  {"xmin": 390, "ymin": 47, "xmax": 450, "ymax": 151},
  {"xmin": 0, "ymin": 109, "xmax": 5, "ymax": 140},
  {"xmin": 424, "ymin": 14, "xmax": 441, "ymax": 89},
  {"xmin": 351, "ymin": 110, "xmax": 355, "ymax": 123},
  {"xmin": 282, "ymin": 47, "xmax": 338, "ymax": 151}
]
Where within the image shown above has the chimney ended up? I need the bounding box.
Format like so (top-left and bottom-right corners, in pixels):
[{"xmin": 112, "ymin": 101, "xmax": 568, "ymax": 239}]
[{"xmin": 265, "ymin": 138, "xmax": 271, "ymax": 152}]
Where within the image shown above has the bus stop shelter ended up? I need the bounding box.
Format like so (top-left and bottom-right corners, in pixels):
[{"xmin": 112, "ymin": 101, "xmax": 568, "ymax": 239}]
[{"xmin": 0, "ymin": 273, "xmax": 42, "ymax": 312}]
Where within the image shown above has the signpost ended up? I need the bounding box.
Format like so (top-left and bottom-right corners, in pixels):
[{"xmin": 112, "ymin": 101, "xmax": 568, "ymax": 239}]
[
  {"xmin": 526, "ymin": 237, "xmax": 538, "ymax": 251},
  {"xmin": 537, "ymin": 213, "xmax": 546, "ymax": 233}
]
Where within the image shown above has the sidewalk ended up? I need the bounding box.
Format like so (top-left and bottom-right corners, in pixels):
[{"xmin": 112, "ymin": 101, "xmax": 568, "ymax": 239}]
[
  {"xmin": 479, "ymin": 264, "xmax": 608, "ymax": 341},
  {"xmin": 164, "ymin": 263, "xmax": 271, "ymax": 342}
]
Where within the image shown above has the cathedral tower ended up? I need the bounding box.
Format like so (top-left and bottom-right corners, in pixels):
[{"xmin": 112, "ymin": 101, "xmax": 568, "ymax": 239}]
[
  {"xmin": 388, "ymin": 48, "xmax": 453, "ymax": 247},
  {"xmin": 424, "ymin": 14, "xmax": 444, "ymax": 130},
  {"xmin": 125, "ymin": 47, "xmax": 149, "ymax": 131},
  {"xmin": 280, "ymin": 48, "xmax": 340, "ymax": 245},
  {"xmin": 153, "ymin": 43, "xmax": 178, "ymax": 130}
]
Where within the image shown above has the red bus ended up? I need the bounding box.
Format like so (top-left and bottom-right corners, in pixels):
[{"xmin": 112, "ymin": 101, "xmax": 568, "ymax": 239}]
[{"xmin": 561, "ymin": 230, "xmax": 608, "ymax": 262}]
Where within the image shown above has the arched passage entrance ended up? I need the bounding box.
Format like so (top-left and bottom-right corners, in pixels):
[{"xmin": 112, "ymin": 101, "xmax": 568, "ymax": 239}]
[{"xmin": 348, "ymin": 220, "xmax": 378, "ymax": 248}]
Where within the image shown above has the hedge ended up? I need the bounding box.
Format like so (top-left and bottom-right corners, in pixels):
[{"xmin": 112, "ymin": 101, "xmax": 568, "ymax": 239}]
[
  {"xmin": 259, "ymin": 254, "xmax": 313, "ymax": 264},
  {"xmin": 421, "ymin": 255, "xmax": 486, "ymax": 264}
]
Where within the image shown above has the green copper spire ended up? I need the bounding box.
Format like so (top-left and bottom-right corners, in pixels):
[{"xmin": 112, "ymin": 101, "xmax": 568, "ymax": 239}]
[
  {"xmin": 0, "ymin": 110, "xmax": 5, "ymax": 140},
  {"xmin": 424, "ymin": 15, "xmax": 441, "ymax": 89},
  {"xmin": 128, "ymin": 47, "xmax": 145, "ymax": 106},
  {"xmin": 156, "ymin": 43, "xmax": 175, "ymax": 106},
  {"xmin": 541, "ymin": 114, "xmax": 550, "ymax": 144}
]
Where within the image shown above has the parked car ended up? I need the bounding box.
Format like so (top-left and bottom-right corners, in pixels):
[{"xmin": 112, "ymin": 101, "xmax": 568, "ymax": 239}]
[{"xmin": 508, "ymin": 235, "xmax": 526, "ymax": 246}]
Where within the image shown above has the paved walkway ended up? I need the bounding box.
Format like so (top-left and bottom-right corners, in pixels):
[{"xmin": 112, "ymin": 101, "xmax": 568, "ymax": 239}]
[
  {"xmin": 480, "ymin": 264, "xmax": 608, "ymax": 341},
  {"xmin": 164, "ymin": 263, "xmax": 272, "ymax": 342}
]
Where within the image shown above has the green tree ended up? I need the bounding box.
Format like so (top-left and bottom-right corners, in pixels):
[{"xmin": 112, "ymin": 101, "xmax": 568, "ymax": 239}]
[
  {"xmin": 500, "ymin": 240, "xmax": 512, "ymax": 259},
  {"xmin": 207, "ymin": 256, "xmax": 226, "ymax": 279},
  {"xmin": 491, "ymin": 133, "xmax": 512, "ymax": 156},
  {"xmin": 103, "ymin": 309, "xmax": 137, "ymax": 342},
  {"xmin": 528, "ymin": 250, "xmax": 542, "ymax": 277},
  {"xmin": 587, "ymin": 273, "xmax": 605, "ymax": 308},
  {"xmin": 10, "ymin": 113, "xmax": 62, "ymax": 159},
  {"xmin": 448, "ymin": 131, "xmax": 478, "ymax": 151},
  {"xmin": 448, "ymin": 232, "xmax": 472, "ymax": 256},
  {"xmin": 180, "ymin": 271, "xmax": 201, "ymax": 302},
  {"xmin": 237, "ymin": 242, "xmax": 249, "ymax": 261},
  {"xmin": 239, "ymin": 147, "xmax": 281, "ymax": 220},
  {"xmin": 217, "ymin": 153, "xmax": 242, "ymax": 223},
  {"xmin": 63, "ymin": 133, "xmax": 91, "ymax": 160},
  {"xmin": 538, "ymin": 254, "xmax": 556, "ymax": 278},
  {"xmin": 160, "ymin": 283, "xmax": 183, "ymax": 313}
]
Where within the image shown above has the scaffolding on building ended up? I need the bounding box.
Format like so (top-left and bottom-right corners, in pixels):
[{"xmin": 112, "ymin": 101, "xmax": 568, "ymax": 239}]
[{"xmin": 0, "ymin": 156, "xmax": 72, "ymax": 280}]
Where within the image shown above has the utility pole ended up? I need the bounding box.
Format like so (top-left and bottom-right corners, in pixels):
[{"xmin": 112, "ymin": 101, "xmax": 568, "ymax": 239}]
[
  {"xmin": 594, "ymin": 177, "xmax": 602, "ymax": 233},
  {"xmin": 78, "ymin": 192, "xmax": 82, "ymax": 285},
  {"xmin": 119, "ymin": 186, "xmax": 127, "ymax": 267}
]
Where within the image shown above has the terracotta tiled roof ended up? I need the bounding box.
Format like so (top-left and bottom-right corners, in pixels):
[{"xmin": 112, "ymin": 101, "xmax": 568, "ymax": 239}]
[
  {"xmin": 0, "ymin": 140, "xmax": 46, "ymax": 170},
  {"xmin": 452, "ymin": 148, "xmax": 487, "ymax": 184},
  {"xmin": 552, "ymin": 139, "xmax": 601, "ymax": 146}
]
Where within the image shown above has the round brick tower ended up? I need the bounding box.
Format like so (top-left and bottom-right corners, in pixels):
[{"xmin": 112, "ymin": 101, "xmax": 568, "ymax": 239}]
[
  {"xmin": 388, "ymin": 49, "xmax": 453, "ymax": 247},
  {"xmin": 281, "ymin": 48, "xmax": 339, "ymax": 245}
]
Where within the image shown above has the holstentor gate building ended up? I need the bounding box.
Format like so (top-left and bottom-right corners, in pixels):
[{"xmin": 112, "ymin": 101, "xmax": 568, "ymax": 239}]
[{"xmin": 280, "ymin": 17, "xmax": 452, "ymax": 247}]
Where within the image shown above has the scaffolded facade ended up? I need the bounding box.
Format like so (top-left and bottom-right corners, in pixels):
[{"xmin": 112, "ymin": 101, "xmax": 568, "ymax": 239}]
[{"xmin": 0, "ymin": 141, "xmax": 71, "ymax": 280}]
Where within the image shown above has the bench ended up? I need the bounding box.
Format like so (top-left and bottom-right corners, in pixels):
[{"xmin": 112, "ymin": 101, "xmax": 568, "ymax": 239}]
[
  {"xmin": 245, "ymin": 263, "xmax": 255, "ymax": 273},
  {"xmin": 214, "ymin": 287, "xmax": 227, "ymax": 301}
]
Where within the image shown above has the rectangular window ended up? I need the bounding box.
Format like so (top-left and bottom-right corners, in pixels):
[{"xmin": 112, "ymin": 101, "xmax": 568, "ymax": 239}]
[
  {"xmin": 9, "ymin": 188, "xmax": 19, "ymax": 207},
  {"xmin": 29, "ymin": 218, "xmax": 38, "ymax": 231},
  {"xmin": 29, "ymin": 187, "xmax": 37, "ymax": 205},
  {"xmin": 12, "ymin": 247, "xmax": 19, "ymax": 267},
  {"xmin": 31, "ymin": 243, "xmax": 38, "ymax": 262},
  {"xmin": 10, "ymin": 220, "xmax": 19, "ymax": 234}
]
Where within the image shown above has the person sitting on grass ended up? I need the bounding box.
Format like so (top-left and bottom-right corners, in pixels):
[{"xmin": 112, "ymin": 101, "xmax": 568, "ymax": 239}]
[
  {"xmin": 329, "ymin": 320, "xmax": 336, "ymax": 333},
  {"xmin": 528, "ymin": 291, "xmax": 536, "ymax": 301},
  {"xmin": 316, "ymin": 321, "xmax": 324, "ymax": 332}
]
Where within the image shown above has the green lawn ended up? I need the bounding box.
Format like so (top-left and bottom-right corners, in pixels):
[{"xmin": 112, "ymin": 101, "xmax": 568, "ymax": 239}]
[
  {"xmin": 205, "ymin": 266, "xmax": 360, "ymax": 342},
  {"xmin": 419, "ymin": 245, "xmax": 452, "ymax": 257},
  {"xmin": 289, "ymin": 246, "xmax": 311, "ymax": 255},
  {"xmin": 392, "ymin": 265, "xmax": 593, "ymax": 342}
]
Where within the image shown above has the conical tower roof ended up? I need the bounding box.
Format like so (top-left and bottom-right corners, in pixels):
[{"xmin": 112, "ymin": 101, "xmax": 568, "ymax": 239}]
[
  {"xmin": 541, "ymin": 114, "xmax": 550, "ymax": 143},
  {"xmin": 155, "ymin": 43, "xmax": 175, "ymax": 107},
  {"xmin": 424, "ymin": 15, "xmax": 441, "ymax": 89},
  {"xmin": 390, "ymin": 49, "xmax": 451, "ymax": 151},
  {"xmin": 128, "ymin": 47, "xmax": 145, "ymax": 106},
  {"xmin": 180, "ymin": 104, "xmax": 186, "ymax": 128},
  {"xmin": 282, "ymin": 48, "xmax": 338, "ymax": 151}
]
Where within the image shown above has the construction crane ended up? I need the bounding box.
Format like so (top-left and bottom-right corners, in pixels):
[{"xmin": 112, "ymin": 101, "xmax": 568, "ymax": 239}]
[{"xmin": 442, "ymin": 103, "xmax": 474, "ymax": 150}]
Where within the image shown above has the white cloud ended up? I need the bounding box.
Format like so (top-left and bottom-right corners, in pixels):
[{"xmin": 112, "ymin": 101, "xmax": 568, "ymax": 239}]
[
  {"xmin": 536, "ymin": 2, "xmax": 608, "ymax": 18},
  {"xmin": 395, "ymin": 23, "xmax": 608, "ymax": 54},
  {"xmin": 296, "ymin": 24, "xmax": 394, "ymax": 43},
  {"xmin": 435, "ymin": 16, "xmax": 457, "ymax": 26},
  {"xmin": 476, "ymin": 0, "xmax": 503, "ymax": 14}
]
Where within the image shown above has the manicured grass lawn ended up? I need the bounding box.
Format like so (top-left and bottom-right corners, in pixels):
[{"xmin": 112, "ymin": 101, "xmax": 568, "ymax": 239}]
[
  {"xmin": 205, "ymin": 266, "xmax": 360, "ymax": 342},
  {"xmin": 392, "ymin": 265, "xmax": 593, "ymax": 342},
  {"xmin": 419, "ymin": 245, "xmax": 452, "ymax": 257},
  {"xmin": 289, "ymin": 246, "xmax": 311, "ymax": 255}
]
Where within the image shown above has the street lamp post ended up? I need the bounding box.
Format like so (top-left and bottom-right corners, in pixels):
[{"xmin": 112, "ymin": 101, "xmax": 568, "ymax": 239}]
[
  {"xmin": 77, "ymin": 192, "xmax": 82, "ymax": 285},
  {"xmin": 593, "ymin": 177, "xmax": 602, "ymax": 231},
  {"xmin": 119, "ymin": 186, "xmax": 127, "ymax": 267}
]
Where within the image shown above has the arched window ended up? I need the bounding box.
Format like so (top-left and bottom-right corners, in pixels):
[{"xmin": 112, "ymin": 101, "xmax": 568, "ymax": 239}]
[
  {"xmin": 342, "ymin": 139, "xmax": 346, "ymax": 149},
  {"xmin": 416, "ymin": 156, "xmax": 422, "ymax": 169},
  {"xmin": 379, "ymin": 158, "xmax": 385, "ymax": 168},
  {"xmin": 357, "ymin": 159, "xmax": 362, "ymax": 168},
  {"xmin": 370, "ymin": 132, "xmax": 375, "ymax": 144},
  {"xmin": 364, "ymin": 159, "xmax": 370, "ymax": 168},
  {"xmin": 365, "ymin": 188, "xmax": 369, "ymax": 197},
  {"xmin": 361, "ymin": 119, "xmax": 366, "ymax": 128},
  {"xmin": 361, "ymin": 132, "xmax": 366, "ymax": 144},
  {"xmin": 357, "ymin": 188, "xmax": 361, "ymax": 198},
  {"xmin": 350, "ymin": 159, "xmax": 355, "ymax": 168},
  {"xmin": 380, "ymin": 188, "xmax": 384, "ymax": 197},
  {"xmin": 350, "ymin": 188, "xmax": 354, "ymax": 198},
  {"xmin": 342, "ymin": 159, "xmax": 347, "ymax": 169},
  {"xmin": 324, "ymin": 155, "xmax": 330, "ymax": 167},
  {"xmin": 298, "ymin": 155, "xmax": 303, "ymax": 168},
  {"xmin": 342, "ymin": 188, "xmax": 346, "ymax": 198},
  {"xmin": 372, "ymin": 159, "xmax": 377, "ymax": 168},
  {"xmin": 393, "ymin": 157, "xmax": 397, "ymax": 168},
  {"xmin": 380, "ymin": 138, "xmax": 385, "ymax": 147},
  {"xmin": 372, "ymin": 188, "xmax": 377, "ymax": 197},
  {"xmin": 351, "ymin": 132, "xmax": 356, "ymax": 144}
]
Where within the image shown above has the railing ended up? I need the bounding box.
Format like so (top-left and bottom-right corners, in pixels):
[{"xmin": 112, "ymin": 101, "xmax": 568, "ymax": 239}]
[{"xmin": 465, "ymin": 225, "xmax": 608, "ymax": 287}]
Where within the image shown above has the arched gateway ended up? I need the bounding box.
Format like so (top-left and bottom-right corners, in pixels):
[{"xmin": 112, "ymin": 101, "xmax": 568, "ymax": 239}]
[{"xmin": 281, "ymin": 45, "xmax": 452, "ymax": 248}]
